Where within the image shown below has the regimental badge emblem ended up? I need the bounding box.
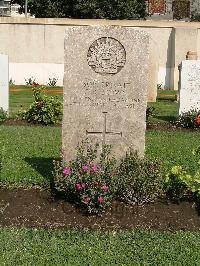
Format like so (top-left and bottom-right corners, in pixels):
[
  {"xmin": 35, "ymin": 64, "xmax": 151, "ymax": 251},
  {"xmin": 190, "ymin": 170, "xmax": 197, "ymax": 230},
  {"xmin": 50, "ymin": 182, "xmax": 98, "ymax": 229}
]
[{"xmin": 87, "ymin": 37, "xmax": 126, "ymax": 76}]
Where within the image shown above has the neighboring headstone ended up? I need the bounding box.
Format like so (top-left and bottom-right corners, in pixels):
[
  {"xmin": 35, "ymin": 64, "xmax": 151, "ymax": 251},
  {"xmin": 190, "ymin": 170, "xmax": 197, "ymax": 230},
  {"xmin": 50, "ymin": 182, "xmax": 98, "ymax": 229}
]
[
  {"xmin": 172, "ymin": 27, "xmax": 197, "ymax": 91},
  {"xmin": 63, "ymin": 26, "xmax": 149, "ymax": 161},
  {"xmin": 179, "ymin": 60, "xmax": 200, "ymax": 114},
  {"xmin": 0, "ymin": 54, "xmax": 9, "ymax": 113},
  {"xmin": 186, "ymin": 51, "xmax": 198, "ymax": 60},
  {"xmin": 148, "ymin": 38, "xmax": 158, "ymax": 102}
]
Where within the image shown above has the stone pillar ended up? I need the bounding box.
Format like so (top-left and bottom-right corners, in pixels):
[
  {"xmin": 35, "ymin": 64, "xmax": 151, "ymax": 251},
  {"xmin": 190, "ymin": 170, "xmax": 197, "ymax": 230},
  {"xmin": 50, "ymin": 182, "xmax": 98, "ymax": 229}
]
[
  {"xmin": 170, "ymin": 27, "xmax": 198, "ymax": 90},
  {"xmin": 178, "ymin": 50, "xmax": 198, "ymax": 102},
  {"xmin": 147, "ymin": 38, "xmax": 158, "ymax": 102}
]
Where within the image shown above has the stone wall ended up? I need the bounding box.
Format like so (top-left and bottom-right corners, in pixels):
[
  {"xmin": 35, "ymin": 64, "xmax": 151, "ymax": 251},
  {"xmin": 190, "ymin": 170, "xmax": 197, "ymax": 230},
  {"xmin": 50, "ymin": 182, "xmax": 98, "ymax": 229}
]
[{"xmin": 1, "ymin": 17, "xmax": 200, "ymax": 90}]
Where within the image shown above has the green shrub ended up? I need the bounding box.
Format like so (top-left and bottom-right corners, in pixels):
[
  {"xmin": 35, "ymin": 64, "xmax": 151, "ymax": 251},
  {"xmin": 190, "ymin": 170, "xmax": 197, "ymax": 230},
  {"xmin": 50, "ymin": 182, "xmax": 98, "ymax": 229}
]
[
  {"xmin": 165, "ymin": 166, "xmax": 192, "ymax": 201},
  {"xmin": 9, "ymin": 78, "xmax": 15, "ymax": 86},
  {"xmin": 0, "ymin": 143, "xmax": 4, "ymax": 173},
  {"xmin": 191, "ymin": 12, "xmax": 200, "ymax": 22},
  {"xmin": 176, "ymin": 109, "xmax": 200, "ymax": 129},
  {"xmin": 25, "ymin": 77, "xmax": 36, "ymax": 86},
  {"xmin": 165, "ymin": 147, "xmax": 200, "ymax": 202},
  {"xmin": 157, "ymin": 83, "xmax": 163, "ymax": 90},
  {"xmin": 73, "ymin": 0, "xmax": 147, "ymax": 19},
  {"xmin": 146, "ymin": 106, "xmax": 155, "ymax": 121},
  {"xmin": 0, "ymin": 108, "xmax": 8, "ymax": 123},
  {"xmin": 18, "ymin": 86, "xmax": 62, "ymax": 125},
  {"xmin": 47, "ymin": 78, "xmax": 58, "ymax": 87},
  {"xmin": 22, "ymin": 0, "xmax": 147, "ymax": 19},
  {"xmin": 53, "ymin": 139, "xmax": 117, "ymax": 214},
  {"xmin": 116, "ymin": 150, "xmax": 164, "ymax": 205}
]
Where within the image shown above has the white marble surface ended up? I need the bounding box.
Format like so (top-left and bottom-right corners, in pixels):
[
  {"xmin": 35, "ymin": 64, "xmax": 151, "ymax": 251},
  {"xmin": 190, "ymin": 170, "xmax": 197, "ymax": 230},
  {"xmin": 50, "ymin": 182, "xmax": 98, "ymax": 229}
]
[
  {"xmin": 0, "ymin": 54, "xmax": 9, "ymax": 113},
  {"xmin": 179, "ymin": 60, "xmax": 200, "ymax": 114}
]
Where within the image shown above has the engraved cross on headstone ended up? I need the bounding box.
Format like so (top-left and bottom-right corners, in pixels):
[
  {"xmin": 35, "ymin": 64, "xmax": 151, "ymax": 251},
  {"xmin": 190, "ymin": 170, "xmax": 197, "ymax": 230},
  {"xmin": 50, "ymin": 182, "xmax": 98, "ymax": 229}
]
[{"xmin": 86, "ymin": 112, "xmax": 122, "ymax": 146}]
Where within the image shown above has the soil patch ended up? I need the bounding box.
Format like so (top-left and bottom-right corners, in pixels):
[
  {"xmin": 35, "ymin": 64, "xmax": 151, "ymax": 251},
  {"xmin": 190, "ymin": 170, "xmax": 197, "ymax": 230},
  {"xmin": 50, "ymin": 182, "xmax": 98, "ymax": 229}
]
[
  {"xmin": 147, "ymin": 122, "xmax": 200, "ymax": 131},
  {"xmin": 2, "ymin": 119, "xmax": 61, "ymax": 127},
  {"xmin": 147, "ymin": 122, "xmax": 176, "ymax": 131},
  {"xmin": 3, "ymin": 119, "xmax": 200, "ymax": 131},
  {"xmin": 0, "ymin": 188, "xmax": 199, "ymax": 231},
  {"xmin": 2, "ymin": 119, "xmax": 195, "ymax": 131}
]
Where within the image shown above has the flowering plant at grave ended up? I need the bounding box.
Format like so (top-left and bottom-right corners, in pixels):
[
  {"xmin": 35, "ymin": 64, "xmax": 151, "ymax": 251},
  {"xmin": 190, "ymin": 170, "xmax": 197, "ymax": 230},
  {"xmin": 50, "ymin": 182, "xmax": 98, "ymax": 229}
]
[
  {"xmin": 196, "ymin": 115, "xmax": 200, "ymax": 126},
  {"xmin": 53, "ymin": 139, "xmax": 117, "ymax": 214},
  {"xmin": 176, "ymin": 109, "xmax": 200, "ymax": 129},
  {"xmin": 165, "ymin": 146, "xmax": 200, "ymax": 203},
  {"xmin": 32, "ymin": 81, "xmax": 40, "ymax": 87},
  {"xmin": 18, "ymin": 86, "xmax": 62, "ymax": 125}
]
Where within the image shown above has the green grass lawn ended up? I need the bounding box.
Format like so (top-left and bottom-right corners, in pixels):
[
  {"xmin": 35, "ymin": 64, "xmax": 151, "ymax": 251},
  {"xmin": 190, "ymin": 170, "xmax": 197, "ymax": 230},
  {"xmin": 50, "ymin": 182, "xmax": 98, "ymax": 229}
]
[
  {"xmin": 0, "ymin": 126, "xmax": 199, "ymax": 188},
  {"xmin": 9, "ymin": 86, "xmax": 179, "ymax": 124},
  {"xmin": 1, "ymin": 87, "xmax": 199, "ymax": 265},
  {"xmin": 146, "ymin": 130, "xmax": 200, "ymax": 175},
  {"xmin": 3, "ymin": 86, "xmax": 188, "ymax": 188},
  {"xmin": 148, "ymin": 100, "xmax": 179, "ymax": 123},
  {"xmin": 148, "ymin": 89, "xmax": 179, "ymax": 124},
  {"xmin": 0, "ymin": 126, "xmax": 61, "ymax": 188},
  {"xmin": 0, "ymin": 229, "xmax": 200, "ymax": 266}
]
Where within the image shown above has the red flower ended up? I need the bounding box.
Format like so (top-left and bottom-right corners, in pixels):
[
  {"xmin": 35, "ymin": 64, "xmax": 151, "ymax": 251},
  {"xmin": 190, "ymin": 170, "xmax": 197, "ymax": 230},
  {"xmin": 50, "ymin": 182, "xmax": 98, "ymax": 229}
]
[
  {"xmin": 196, "ymin": 115, "xmax": 200, "ymax": 125},
  {"xmin": 32, "ymin": 82, "xmax": 39, "ymax": 87}
]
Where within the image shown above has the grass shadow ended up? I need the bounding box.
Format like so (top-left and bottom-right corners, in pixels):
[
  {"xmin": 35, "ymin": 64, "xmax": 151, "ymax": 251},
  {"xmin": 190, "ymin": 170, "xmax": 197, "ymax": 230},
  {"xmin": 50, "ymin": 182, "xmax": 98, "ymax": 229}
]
[
  {"xmin": 24, "ymin": 157, "xmax": 60, "ymax": 189},
  {"xmin": 154, "ymin": 115, "xmax": 177, "ymax": 123},
  {"xmin": 156, "ymin": 97, "xmax": 177, "ymax": 102}
]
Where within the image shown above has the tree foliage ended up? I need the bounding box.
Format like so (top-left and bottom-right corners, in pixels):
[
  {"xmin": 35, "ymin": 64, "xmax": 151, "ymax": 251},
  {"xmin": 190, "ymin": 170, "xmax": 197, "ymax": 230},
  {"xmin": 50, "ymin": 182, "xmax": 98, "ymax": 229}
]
[{"xmin": 11, "ymin": 0, "xmax": 147, "ymax": 19}]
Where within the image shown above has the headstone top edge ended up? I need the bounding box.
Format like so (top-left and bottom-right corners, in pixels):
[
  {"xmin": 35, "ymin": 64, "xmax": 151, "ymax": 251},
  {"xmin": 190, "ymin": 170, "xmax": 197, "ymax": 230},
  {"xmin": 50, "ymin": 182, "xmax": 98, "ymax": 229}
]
[
  {"xmin": 0, "ymin": 53, "xmax": 9, "ymax": 58},
  {"xmin": 64, "ymin": 25, "xmax": 149, "ymax": 38},
  {"xmin": 181, "ymin": 60, "xmax": 200, "ymax": 64}
]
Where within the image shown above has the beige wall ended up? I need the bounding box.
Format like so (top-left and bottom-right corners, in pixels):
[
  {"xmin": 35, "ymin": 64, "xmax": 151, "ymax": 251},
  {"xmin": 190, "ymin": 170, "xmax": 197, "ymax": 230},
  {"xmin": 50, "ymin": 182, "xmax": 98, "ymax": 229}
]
[{"xmin": 1, "ymin": 17, "xmax": 200, "ymax": 88}]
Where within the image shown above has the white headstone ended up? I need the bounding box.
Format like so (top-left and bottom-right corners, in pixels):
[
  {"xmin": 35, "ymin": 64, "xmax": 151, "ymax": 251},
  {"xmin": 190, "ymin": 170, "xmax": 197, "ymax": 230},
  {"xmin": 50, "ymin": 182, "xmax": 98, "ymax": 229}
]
[
  {"xmin": 179, "ymin": 60, "xmax": 200, "ymax": 114},
  {"xmin": 0, "ymin": 54, "xmax": 9, "ymax": 113}
]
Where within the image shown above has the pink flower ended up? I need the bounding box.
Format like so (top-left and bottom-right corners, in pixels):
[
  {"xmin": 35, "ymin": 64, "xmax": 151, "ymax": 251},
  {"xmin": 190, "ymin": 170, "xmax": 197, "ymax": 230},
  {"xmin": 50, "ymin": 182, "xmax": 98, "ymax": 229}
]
[
  {"xmin": 81, "ymin": 183, "xmax": 86, "ymax": 189},
  {"xmin": 102, "ymin": 185, "xmax": 109, "ymax": 193},
  {"xmin": 98, "ymin": 196, "xmax": 104, "ymax": 204},
  {"xmin": 75, "ymin": 183, "xmax": 82, "ymax": 191},
  {"xmin": 82, "ymin": 165, "xmax": 89, "ymax": 172},
  {"xmin": 63, "ymin": 167, "xmax": 71, "ymax": 176},
  {"xmin": 91, "ymin": 164, "xmax": 98, "ymax": 173},
  {"xmin": 82, "ymin": 195, "xmax": 91, "ymax": 205}
]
